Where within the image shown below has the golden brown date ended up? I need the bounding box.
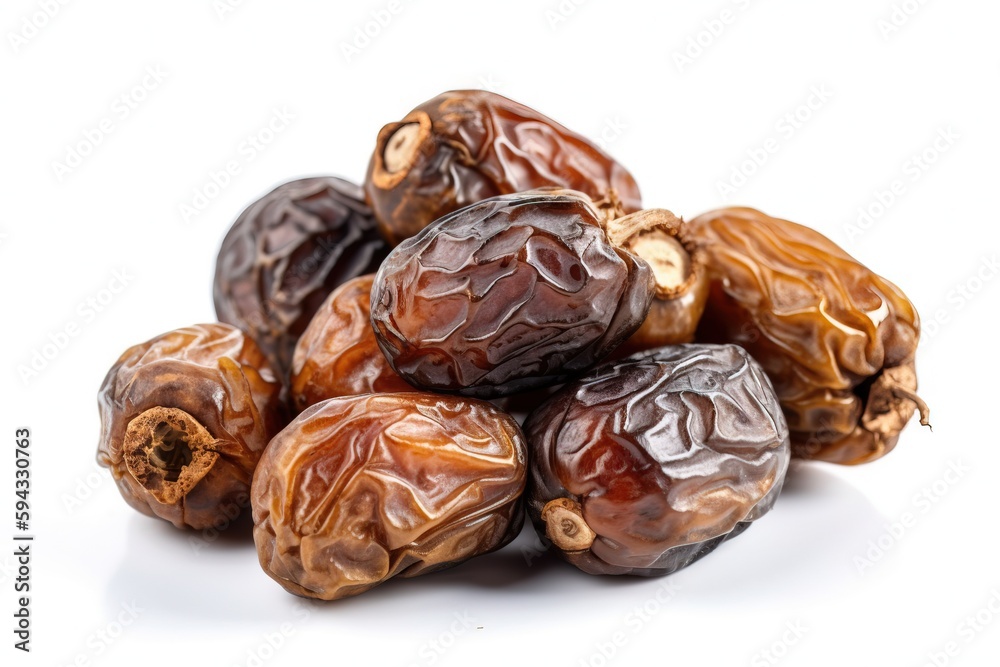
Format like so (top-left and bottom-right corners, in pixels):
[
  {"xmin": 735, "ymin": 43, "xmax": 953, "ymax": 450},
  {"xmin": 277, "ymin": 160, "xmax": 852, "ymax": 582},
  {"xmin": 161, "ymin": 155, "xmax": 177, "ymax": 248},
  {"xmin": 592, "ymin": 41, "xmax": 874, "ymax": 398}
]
[
  {"xmin": 214, "ymin": 177, "xmax": 390, "ymax": 377},
  {"xmin": 97, "ymin": 324, "xmax": 284, "ymax": 530},
  {"xmin": 526, "ymin": 344, "xmax": 790, "ymax": 576},
  {"xmin": 290, "ymin": 274, "xmax": 413, "ymax": 411},
  {"xmin": 365, "ymin": 90, "xmax": 642, "ymax": 245},
  {"xmin": 685, "ymin": 207, "xmax": 930, "ymax": 464},
  {"xmin": 251, "ymin": 393, "xmax": 527, "ymax": 601},
  {"xmin": 370, "ymin": 190, "xmax": 655, "ymax": 398}
]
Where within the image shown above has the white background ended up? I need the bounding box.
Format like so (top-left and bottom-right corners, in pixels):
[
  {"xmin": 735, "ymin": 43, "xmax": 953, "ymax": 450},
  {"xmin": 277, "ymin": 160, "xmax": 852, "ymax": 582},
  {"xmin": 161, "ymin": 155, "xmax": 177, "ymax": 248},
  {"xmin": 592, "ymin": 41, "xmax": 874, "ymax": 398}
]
[{"xmin": 2, "ymin": 1, "xmax": 998, "ymax": 666}]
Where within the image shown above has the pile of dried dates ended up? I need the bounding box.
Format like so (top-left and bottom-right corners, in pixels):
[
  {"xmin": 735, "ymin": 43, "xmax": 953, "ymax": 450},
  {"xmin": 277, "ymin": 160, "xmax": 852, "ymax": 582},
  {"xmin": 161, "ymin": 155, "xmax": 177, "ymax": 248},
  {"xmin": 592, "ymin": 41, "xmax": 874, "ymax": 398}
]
[{"xmin": 97, "ymin": 90, "xmax": 929, "ymax": 601}]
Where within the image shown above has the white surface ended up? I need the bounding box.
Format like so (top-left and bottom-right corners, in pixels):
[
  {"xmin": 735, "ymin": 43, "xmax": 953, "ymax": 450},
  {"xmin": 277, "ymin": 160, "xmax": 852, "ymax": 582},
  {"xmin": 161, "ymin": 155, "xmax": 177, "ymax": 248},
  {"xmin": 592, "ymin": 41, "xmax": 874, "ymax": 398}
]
[{"xmin": 2, "ymin": 1, "xmax": 998, "ymax": 665}]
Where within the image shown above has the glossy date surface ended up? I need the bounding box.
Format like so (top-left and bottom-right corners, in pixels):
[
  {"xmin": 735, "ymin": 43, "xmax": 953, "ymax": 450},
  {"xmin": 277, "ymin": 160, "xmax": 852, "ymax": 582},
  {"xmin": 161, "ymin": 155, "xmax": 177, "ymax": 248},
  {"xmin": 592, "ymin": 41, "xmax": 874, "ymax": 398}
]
[
  {"xmin": 252, "ymin": 393, "xmax": 527, "ymax": 600},
  {"xmin": 290, "ymin": 274, "xmax": 413, "ymax": 411},
  {"xmin": 370, "ymin": 190, "xmax": 654, "ymax": 398},
  {"xmin": 365, "ymin": 90, "xmax": 642, "ymax": 245},
  {"xmin": 686, "ymin": 207, "xmax": 925, "ymax": 464},
  {"xmin": 97, "ymin": 324, "xmax": 284, "ymax": 530},
  {"xmin": 526, "ymin": 343, "xmax": 790, "ymax": 576},
  {"xmin": 213, "ymin": 176, "xmax": 390, "ymax": 377}
]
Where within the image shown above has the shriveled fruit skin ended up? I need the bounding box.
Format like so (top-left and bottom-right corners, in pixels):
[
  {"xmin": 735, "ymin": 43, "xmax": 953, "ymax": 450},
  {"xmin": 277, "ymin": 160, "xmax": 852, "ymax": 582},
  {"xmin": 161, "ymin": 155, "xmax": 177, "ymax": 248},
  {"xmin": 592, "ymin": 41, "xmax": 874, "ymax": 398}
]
[
  {"xmin": 685, "ymin": 207, "xmax": 925, "ymax": 464},
  {"xmin": 97, "ymin": 324, "xmax": 284, "ymax": 530},
  {"xmin": 365, "ymin": 89, "xmax": 642, "ymax": 245},
  {"xmin": 290, "ymin": 274, "xmax": 413, "ymax": 412},
  {"xmin": 526, "ymin": 344, "xmax": 790, "ymax": 576},
  {"xmin": 370, "ymin": 190, "xmax": 654, "ymax": 398},
  {"xmin": 213, "ymin": 177, "xmax": 390, "ymax": 377},
  {"xmin": 251, "ymin": 393, "xmax": 527, "ymax": 601}
]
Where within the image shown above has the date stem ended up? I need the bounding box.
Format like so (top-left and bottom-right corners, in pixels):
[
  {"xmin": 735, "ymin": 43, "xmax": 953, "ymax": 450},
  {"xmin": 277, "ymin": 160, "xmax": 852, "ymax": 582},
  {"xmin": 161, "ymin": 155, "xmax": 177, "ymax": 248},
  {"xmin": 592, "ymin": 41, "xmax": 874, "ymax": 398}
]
[
  {"xmin": 603, "ymin": 209, "xmax": 696, "ymax": 298},
  {"xmin": 541, "ymin": 498, "xmax": 596, "ymax": 552}
]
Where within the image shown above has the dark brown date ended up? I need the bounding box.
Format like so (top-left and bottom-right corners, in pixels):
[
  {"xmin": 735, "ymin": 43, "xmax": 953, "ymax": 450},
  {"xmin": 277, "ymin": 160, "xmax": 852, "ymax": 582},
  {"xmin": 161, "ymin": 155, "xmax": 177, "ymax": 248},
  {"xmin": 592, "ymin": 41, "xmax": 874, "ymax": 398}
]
[
  {"xmin": 526, "ymin": 344, "xmax": 790, "ymax": 576},
  {"xmin": 213, "ymin": 177, "xmax": 390, "ymax": 377},
  {"xmin": 97, "ymin": 324, "xmax": 284, "ymax": 530},
  {"xmin": 685, "ymin": 207, "xmax": 929, "ymax": 464},
  {"xmin": 290, "ymin": 274, "xmax": 413, "ymax": 411},
  {"xmin": 252, "ymin": 393, "xmax": 527, "ymax": 601},
  {"xmin": 365, "ymin": 90, "xmax": 642, "ymax": 245},
  {"xmin": 370, "ymin": 190, "xmax": 654, "ymax": 398}
]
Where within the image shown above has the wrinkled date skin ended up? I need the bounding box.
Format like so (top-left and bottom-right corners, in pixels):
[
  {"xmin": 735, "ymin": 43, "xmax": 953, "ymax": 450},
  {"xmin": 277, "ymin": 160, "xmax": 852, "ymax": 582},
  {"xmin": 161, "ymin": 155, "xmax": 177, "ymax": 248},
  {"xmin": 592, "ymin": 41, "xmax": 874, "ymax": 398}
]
[
  {"xmin": 370, "ymin": 190, "xmax": 655, "ymax": 398},
  {"xmin": 252, "ymin": 393, "xmax": 527, "ymax": 601},
  {"xmin": 365, "ymin": 90, "xmax": 642, "ymax": 245},
  {"xmin": 526, "ymin": 344, "xmax": 790, "ymax": 576},
  {"xmin": 214, "ymin": 177, "xmax": 390, "ymax": 377},
  {"xmin": 290, "ymin": 274, "xmax": 413, "ymax": 411},
  {"xmin": 685, "ymin": 207, "xmax": 928, "ymax": 464},
  {"xmin": 97, "ymin": 324, "xmax": 284, "ymax": 530}
]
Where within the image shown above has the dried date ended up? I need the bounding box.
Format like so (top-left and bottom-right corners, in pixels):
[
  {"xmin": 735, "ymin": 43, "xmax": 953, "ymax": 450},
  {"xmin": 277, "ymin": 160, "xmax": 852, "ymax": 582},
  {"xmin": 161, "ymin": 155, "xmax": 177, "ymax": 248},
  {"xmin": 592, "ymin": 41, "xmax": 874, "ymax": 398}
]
[
  {"xmin": 213, "ymin": 176, "xmax": 390, "ymax": 377},
  {"xmin": 290, "ymin": 274, "xmax": 413, "ymax": 411},
  {"xmin": 365, "ymin": 90, "xmax": 642, "ymax": 245},
  {"xmin": 370, "ymin": 189, "xmax": 654, "ymax": 398},
  {"xmin": 525, "ymin": 344, "xmax": 790, "ymax": 576},
  {"xmin": 97, "ymin": 324, "xmax": 284, "ymax": 530},
  {"xmin": 685, "ymin": 207, "xmax": 930, "ymax": 464},
  {"xmin": 251, "ymin": 393, "xmax": 527, "ymax": 600}
]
